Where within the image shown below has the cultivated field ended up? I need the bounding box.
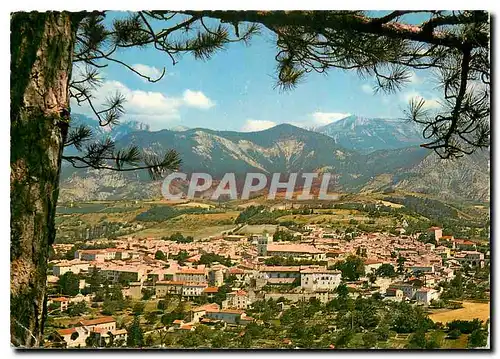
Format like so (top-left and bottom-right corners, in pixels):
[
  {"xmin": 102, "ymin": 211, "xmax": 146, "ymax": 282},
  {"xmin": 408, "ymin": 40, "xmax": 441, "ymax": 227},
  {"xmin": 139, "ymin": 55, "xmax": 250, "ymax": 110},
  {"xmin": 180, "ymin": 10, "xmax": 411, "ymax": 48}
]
[{"xmin": 428, "ymin": 301, "xmax": 490, "ymax": 324}]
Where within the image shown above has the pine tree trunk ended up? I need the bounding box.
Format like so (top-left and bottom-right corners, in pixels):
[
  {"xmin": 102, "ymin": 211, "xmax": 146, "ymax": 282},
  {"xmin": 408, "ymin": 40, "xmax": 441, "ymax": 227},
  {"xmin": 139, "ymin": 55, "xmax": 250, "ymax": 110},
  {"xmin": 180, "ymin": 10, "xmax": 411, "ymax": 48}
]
[{"xmin": 10, "ymin": 11, "xmax": 78, "ymax": 347}]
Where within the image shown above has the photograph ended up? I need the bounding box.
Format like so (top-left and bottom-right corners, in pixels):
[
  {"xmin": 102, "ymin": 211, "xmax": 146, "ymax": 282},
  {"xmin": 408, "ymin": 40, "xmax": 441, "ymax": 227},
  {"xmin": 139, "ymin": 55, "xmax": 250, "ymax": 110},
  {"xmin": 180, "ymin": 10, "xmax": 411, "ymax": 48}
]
[{"xmin": 10, "ymin": 10, "xmax": 490, "ymax": 349}]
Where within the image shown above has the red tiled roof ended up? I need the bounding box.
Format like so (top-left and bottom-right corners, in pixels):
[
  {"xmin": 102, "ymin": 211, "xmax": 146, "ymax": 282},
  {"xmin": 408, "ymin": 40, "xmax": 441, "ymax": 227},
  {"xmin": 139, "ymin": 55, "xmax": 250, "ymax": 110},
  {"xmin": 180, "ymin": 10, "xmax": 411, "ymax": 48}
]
[
  {"xmin": 79, "ymin": 316, "xmax": 115, "ymax": 326},
  {"xmin": 157, "ymin": 280, "xmax": 185, "ymax": 285},
  {"xmin": 203, "ymin": 286, "xmax": 219, "ymax": 293},
  {"xmin": 52, "ymin": 297, "xmax": 69, "ymax": 302},
  {"xmin": 57, "ymin": 328, "xmax": 77, "ymax": 336}
]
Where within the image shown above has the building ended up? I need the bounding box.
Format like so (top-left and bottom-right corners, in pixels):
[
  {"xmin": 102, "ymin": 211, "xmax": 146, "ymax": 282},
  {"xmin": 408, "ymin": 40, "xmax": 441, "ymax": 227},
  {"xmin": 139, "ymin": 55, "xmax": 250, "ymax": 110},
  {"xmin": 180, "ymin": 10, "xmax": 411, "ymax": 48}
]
[
  {"xmin": 174, "ymin": 268, "xmax": 207, "ymax": 283},
  {"xmin": 388, "ymin": 282, "xmax": 420, "ymax": 300},
  {"xmin": 363, "ymin": 259, "xmax": 383, "ymax": 274},
  {"xmin": 98, "ymin": 265, "xmax": 146, "ymax": 284},
  {"xmin": 49, "ymin": 297, "xmax": 69, "ymax": 312},
  {"xmin": 205, "ymin": 309, "xmax": 254, "ymax": 325},
  {"xmin": 224, "ymin": 290, "xmax": 251, "ymax": 309},
  {"xmin": 300, "ymin": 267, "xmax": 341, "ymax": 292},
  {"xmin": 453, "ymin": 251, "xmax": 485, "ymax": 267},
  {"xmin": 155, "ymin": 281, "xmax": 184, "ymax": 297},
  {"xmin": 415, "ymin": 287, "xmax": 440, "ymax": 305},
  {"xmin": 265, "ymin": 244, "xmax": 326, "ymax": 260},
  {"xmin": 257, "ymin": 233, "xmax": 273, "ymax": 256},
  {"xmin": 190, "ymin": 303, "xmax": 220, "ymax": 323},
  {"xmin": 52, "ymin": 261, "xmax": 90, "ymax": 276},
  {"xmin": 182, "ymin": 282, "xmax": 208, "ymax": 298},
  {"xmin": 428, "ymin": 227, "xmax": 443, "ymax": 242},
  {"xmin": 385, "ymin": 288, "xmax": 404, "ymax": 302},
  {"xmin": 53, "ymin": 316, "xmax": 121, "ymax": 348}
]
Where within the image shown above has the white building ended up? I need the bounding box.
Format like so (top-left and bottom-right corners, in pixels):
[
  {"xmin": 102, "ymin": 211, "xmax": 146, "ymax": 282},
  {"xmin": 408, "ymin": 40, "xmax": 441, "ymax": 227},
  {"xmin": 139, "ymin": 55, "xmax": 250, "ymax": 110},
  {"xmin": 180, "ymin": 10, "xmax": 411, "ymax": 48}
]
[{"xmin": 300, "ymin": 267, "xmax": 341, "ymax": 292}]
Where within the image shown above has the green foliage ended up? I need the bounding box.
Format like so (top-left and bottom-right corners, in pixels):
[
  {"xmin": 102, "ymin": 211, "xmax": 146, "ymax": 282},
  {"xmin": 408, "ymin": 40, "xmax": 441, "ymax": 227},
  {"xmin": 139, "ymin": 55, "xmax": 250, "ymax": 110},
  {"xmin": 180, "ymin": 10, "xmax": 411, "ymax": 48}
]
[
  {"xmin": 155, "ymin": 250, "xmax": 166, "ymax": 260},
  {"xmin": 273, "ymin": 229, "xmax": 296, "ymax": 241},
  {"xmin": 264, "ymin": 255, "xmax": 326, "ymax": 266},
  {"xmin": 391, "ymin": 302, "xmax": 434, "ymax": 333},
  {"xmin": 197, "ymin": 253, "xmax": 232, "ymax": 267},
  {"xmin": 133, "ymin": 301, "xmax": 145, "ymax": 315},
  {"xmin": 127, "ymin": 316, "xmax": 144, "ymax": 348},
  {"xmin": 447, "ymin": 319, "xmax": 483, "ymax": 334},
  {"xmin": 468, "ymin": 328, "xmax": 488, "ymax": 348},
  {"xmin": 447, "ymin": 329, "xmax": 462, "ymax": 339},
  {"xmin": 66, "ymin": 301, "xmax": 88, "ymax": 316},
  {"xmin": 142, "ymin": 287, "xmax": 155, "ymax": 300},
  {"xmin": 171, "ymin": 250, "xmax": 189, "ymax": 265},
  {"xmin": 163, "ymin": 232, "xmax": 194, "ymax": 243},
  {"xmin": 376, "ymin": 263, "xmax": 396, "ymax": 277},
  {"xmin": 235, "ymin": 205, "xmax": 290, "ymax": 225},
  {"xmin": 332, "ymin": 255, "xmax": 365, "ymax": 281},
  {"xmin": 136, "ymin": 206, "xmax": 206, "ymax": 222},
  {"xmin": 362, "ymin": 332, "xmax": 378, "ymax": 348},
  {"xmin": 58, "ymin": 272, "xmax": 80, "ymax": 296}
]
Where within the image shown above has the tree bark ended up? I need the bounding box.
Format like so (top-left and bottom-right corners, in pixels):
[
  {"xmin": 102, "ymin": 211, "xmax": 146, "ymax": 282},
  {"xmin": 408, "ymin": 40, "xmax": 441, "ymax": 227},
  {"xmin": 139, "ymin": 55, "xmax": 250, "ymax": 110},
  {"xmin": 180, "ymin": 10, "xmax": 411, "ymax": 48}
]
[{"xmin": 10, "ymin": 11, "xmax": 77, "ymax": 347}]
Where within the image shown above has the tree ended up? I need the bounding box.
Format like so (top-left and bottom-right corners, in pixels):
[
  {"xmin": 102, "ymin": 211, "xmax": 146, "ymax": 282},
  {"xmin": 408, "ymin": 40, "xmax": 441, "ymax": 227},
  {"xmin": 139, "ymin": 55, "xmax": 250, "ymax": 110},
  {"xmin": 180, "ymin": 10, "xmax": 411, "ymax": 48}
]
[
  {"xmin": 333, "ymin": 255, "xmax": 365, "ymax": 281},
  {"xmin": 397, "ymin": 256, "xmax": 407, "ymax": 274},
  {"xmin": 66, "ymin": 301, "xmax": 88, "ymax": 316},
  {"xmin": 127, "ymin": 316, "xmax": 144, "ymax": 348},
  {"xmin": 362, "ymin": 332, "xmax": 378, "ymax": 348},
  {"xmin": 58, "ymin": 272, "xmax": 80, "ymax": 296},
  {"xmin": 468, "ymin": 328, "xmax": 487, "ymax": 348},
  {"xmin": 10, "ymin": 10, "xmax": 489, "ymax": 346},
  {"xmin": 133, "ymin": 301, "xmax": 146, "ymax": 315},
  {"xmin": 376, "ymin": 263, "xmax": 396, "ymax": 278},
  {"xmin": 407, "ymin": 330, "xmax": 427, "ymax": 349},
  {"xmin": 154, "ymin": 250, "xmax": 166, "ymax": 260}
]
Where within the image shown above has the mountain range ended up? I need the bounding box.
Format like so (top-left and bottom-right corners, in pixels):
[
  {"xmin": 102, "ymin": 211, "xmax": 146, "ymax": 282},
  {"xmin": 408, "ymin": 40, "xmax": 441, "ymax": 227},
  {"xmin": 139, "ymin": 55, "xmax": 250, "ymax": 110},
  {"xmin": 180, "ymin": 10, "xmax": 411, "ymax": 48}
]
[{"xmin": 59, "ymin": 114, "xmax": 489, "ymax": 203}]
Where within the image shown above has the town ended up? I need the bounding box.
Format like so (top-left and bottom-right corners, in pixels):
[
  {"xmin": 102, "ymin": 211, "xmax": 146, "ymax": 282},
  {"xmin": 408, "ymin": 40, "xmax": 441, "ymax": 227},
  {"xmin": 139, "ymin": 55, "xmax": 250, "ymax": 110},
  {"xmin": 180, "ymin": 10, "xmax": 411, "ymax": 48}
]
[{"xmin": 43, "ymin": 197, "xmax": 490, "ymax": 349}]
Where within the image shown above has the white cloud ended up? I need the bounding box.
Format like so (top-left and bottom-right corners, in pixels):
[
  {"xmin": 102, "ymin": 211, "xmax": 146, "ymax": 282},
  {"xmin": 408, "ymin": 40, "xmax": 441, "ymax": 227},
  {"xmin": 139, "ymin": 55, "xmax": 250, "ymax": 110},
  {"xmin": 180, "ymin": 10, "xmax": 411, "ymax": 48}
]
[
  {"xmin": 408, "ymin": 71, "xmax": 422, "ymax": 84},
  {"xmin": 182, "ymin": 90, "xmax": 215, "ymax": 109},
  {"xmin": 311, "ymin": 112, "xmax": 351, "ymax": 126},
  {"xmin": 70, "ymin": 81, "xmax": 216, "ymax": 130},
  {"xmin": 400, "ymin": 91, "xmax": 441, "ymax": 109},
  {"xmin": 241, "ymin": 119, "xmax": 277, "ymax": 132},
  {"xmin": 361, "ymin": 84, "xmax": 373, "ymax": 94},
  {"xmin": 288, "ymin": 112, "xmax": 351, "ymax": 129},
  {"xmin": 131, "ymin": 64, "xmax": 164, "ymax": 81}
]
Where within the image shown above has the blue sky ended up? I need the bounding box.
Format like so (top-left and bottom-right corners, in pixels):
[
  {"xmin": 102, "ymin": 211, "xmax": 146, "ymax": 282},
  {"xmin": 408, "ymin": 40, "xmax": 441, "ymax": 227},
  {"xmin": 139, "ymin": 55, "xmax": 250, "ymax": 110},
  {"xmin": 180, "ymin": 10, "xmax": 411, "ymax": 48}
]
[{"xmin": 71, "ymin": 11, "xmax": 441, "ymax": 132}]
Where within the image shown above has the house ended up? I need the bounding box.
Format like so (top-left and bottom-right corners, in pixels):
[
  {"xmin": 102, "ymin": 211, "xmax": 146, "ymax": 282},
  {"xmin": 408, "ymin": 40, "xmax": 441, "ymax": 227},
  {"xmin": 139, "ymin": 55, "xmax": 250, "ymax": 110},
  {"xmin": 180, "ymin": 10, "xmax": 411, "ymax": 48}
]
[
  {"xmin": 265, "ymin": 244, "xmax": 326, "ymax": 261},
  {"xmin": 453, "ymin": 239, "xmax": 477, "ymax": 250},
  {"xmin": 52, "ymin": 261, "xmax": 90, "ymax": 276},
  {"xmin": 87, "ymin": 328, "xmax": 128, "ymax": 347},
  {"xmin": 123, "ymin": 282, "xmax": 143, "ymax": 299},
  {"xmin": 205, "ymin": 309, "xmax": 254, "ymax": 325},
  {"xmin": 408, "ymin": 264, "xmax": 435, "ymax": 274},
  {"xmin": 453, "ymin": 251, "xmax": 485, "ymax": 267},
  {"xmin": 203, "ymin": 286, "xmax": 219, "ymax": 300},
  {"xmin": 385, "ymin": 288, "xmax": 404, "ymax": 302},
  {"xmin": 49, "ymin": 297, "xmax": 69, "ymax": 312},
  {"xmin": 300, "ymin": 267, "xmax": 341, "ymax": 292},
  {"xmin": 53, "ymin": 316, "xmax": 119, "ymax": 348},
  {"xmin": 388, "ymin": 282, "xmax": 420, "ymax": 300},
  {"xmin": 428, "ymin": 227, "xmax": 443, "ymax": 242},
  {"xmin": 54, "ymin": 327, "xmax": 88, "ymax": 348},
  {"xmin": 182, "ymin": 282, "xmax": 208, "ymax": 298},
  {"xmin": 363, "ymin": 259, "xmax": 383, "ymax": 274},
  {"xmin": 98, "ymin": 265, "xmax": 146, "ymax": 284},
  {"xmin": 174, "ymin": 268, "xmax": 207, "ymax": 283},
  {"xmin": 259, "ymin": 266, "xmax": 301, "ymax": 280},
  {"xmin": 190, "ymin": 303, "xmax": 220, "ymax": 323},
  {"xmin": 75, "ymin": 249, "xmax": 108, "ymax": 262},
  {"xmin": 155, "ymin": 281, "xmax": 184, "ymax": 297},
  {"xmin": 224, "ymin": 290, "xmax": 251, "ymax": 309},
  {"xmin": 415, "ymin": 287, "xmax": 440, "ymax": 305}
]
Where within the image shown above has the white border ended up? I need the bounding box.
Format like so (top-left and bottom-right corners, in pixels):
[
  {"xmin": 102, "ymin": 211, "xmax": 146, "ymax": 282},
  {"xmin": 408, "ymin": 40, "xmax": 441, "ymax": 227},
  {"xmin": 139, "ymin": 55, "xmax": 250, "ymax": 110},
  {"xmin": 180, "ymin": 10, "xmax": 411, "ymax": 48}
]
[{"xmin": 1, "ymin": 1, "xmax": 497, "ymax": 358}]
